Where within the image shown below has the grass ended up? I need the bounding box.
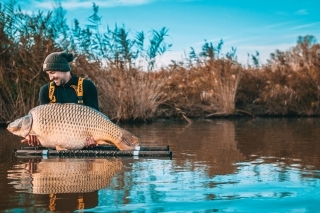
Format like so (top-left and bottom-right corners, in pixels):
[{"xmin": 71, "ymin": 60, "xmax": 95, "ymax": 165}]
[{"xmin": 1, "ymin": 2, "xmax": 320, "ymax": 123}]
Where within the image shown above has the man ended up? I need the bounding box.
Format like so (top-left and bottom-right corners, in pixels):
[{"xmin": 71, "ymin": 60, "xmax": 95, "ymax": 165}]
[{"xmin": 22, "ymin": 51, "xmax": 99, "ymax": 146}]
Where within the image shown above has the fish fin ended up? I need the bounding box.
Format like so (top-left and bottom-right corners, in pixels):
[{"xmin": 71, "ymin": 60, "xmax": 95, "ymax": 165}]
[
  {"xmin": 96, "ymin": 140, "xmax": 111, "ymax": 145},
  {"xmin": 115, "ymin": 129, "xmax": 139, "ymax": 150},
  {"xmin": 56, "ymin": 146, "xmax": 67, "ymax": 151}
]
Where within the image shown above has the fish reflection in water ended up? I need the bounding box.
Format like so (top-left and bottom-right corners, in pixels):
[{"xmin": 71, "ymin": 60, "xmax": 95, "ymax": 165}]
[
  {"xmin": 7, "ymin": 158, "xmax": 123, "ymax": 211},
  {"xmin": 8, "ymin": 158, "xmax": 123, "ymax": 194}
]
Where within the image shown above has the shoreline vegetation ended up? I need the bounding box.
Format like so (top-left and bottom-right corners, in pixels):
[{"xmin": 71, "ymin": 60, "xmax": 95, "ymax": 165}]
[{"xmin": 1, "ymin": 1, "xmax": 320, "ymax": 124}]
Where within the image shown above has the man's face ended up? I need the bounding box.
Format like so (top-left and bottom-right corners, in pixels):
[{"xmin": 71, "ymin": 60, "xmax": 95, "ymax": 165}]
[{"xmin": 46, "ymin": 71, "xmax": 69, "ymax": 86}]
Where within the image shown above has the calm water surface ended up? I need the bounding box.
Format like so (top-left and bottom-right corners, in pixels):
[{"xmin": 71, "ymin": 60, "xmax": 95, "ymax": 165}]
[{"xmin": 0, "ymin": 118, "xmax": 320, "ymax": 212}]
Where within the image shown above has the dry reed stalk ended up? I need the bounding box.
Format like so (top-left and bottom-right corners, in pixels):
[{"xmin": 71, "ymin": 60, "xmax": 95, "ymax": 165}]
[
  {"xmin": 102, "ymin": 70, "xmax": 168, "ymax": 122},
  {"xmin": 210, "ymin": 61, "xmax": 242, "ymax": 115},
  {"xmin": 158, "ymin": 59, "xmax": 243, "ymax": 117}
]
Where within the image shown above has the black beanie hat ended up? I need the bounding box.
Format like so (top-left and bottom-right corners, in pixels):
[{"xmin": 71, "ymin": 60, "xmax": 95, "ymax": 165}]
[{"xmin": 43, "ymin": 51, "xmax": 74, "ymax": 72}]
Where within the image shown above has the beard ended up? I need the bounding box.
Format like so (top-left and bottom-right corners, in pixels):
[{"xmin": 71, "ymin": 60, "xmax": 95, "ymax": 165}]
[{"xmin": 52, "ymin": 78, "xmax": 66, "ymax": 86}]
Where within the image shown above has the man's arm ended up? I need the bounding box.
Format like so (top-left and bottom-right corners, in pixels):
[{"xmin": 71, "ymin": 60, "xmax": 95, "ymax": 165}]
[{"xmin": 83, "ymin": 79, "xmax": 99, "ymax": 111}]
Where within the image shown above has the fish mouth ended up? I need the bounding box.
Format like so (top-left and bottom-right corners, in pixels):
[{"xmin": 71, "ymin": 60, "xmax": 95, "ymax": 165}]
[
  {"xmin": 7, "ymin": 118, "xmax": 23, "ymax": 133},
  {"xmin": 6, "ymin": 115, "xmax": 32, "ymax": 138}
]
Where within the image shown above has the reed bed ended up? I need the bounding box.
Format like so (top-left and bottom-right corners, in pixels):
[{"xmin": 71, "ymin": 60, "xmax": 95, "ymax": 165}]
[
  {"xmin": 237, "ymin": 37, "xmax": 320, "ymax": 116},
  {"xmin": 1, "ymin": 2, "xmax": 320, "ymax": 123},
  {"xmin": 155, "ymin": 58, "xmax": 243, "ymax": 118},
  {"xmin": 72, "ymin": 57, "xmax": 169, "ymax": 122}
]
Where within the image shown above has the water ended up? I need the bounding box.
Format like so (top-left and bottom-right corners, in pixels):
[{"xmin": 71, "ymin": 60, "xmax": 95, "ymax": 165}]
[{"xmin": 0, "ymin": 118, "xmax": 320, "ymax": 212}]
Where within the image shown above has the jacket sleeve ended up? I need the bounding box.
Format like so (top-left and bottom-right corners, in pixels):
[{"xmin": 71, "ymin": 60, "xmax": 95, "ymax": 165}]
[
  {"xmin": 83, "ymin": 79, "xmax": 100, "ymax": 111},
  {"xmin": 39, "ymin": 84, "xmax": 50, "ymax": 105}
]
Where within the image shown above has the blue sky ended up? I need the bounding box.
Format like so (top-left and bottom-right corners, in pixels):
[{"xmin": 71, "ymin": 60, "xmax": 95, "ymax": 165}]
[{"xmin": 15, "ymin": 0, "xmax": 320, "ymax": 67}]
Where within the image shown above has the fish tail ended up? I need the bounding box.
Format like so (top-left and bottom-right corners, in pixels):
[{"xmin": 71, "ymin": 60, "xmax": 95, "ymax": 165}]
[{"xmin": 117, "ymin": 129, "xmax": 139, "ymax": 150}]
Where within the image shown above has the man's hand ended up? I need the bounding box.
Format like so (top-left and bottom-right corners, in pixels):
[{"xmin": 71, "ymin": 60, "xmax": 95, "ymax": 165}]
[{"xmin": 21, "ymin": 135, "xmax": 41, "ymax": 146}]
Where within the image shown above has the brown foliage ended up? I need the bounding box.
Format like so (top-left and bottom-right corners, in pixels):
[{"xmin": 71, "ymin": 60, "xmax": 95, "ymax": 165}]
[
  {"xmin": 237, "ymin": 35, "xmax": 320, "ymax": 116},
  {"xmin": 72, "ymin": 56, "xmax": 168, "ymax": 122},
  {"xmin": 0, "ymin": 3, "xmax": 60, "ymax": 121},
  {"xmin": 1, "ymin": 1, "xmax": 320, "ymax": 123},
  {"xmin": 157, "ymin": 59, "xmax": 242, "ymax": 118}
]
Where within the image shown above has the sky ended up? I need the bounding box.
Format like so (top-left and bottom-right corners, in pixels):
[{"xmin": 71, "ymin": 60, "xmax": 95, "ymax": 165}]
[{"xmin": 12, "ymin": 0, "xmax": 320, "ymax": 67}]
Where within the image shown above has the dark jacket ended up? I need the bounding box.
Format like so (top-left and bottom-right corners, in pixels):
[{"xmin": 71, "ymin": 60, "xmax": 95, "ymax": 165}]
[{"xmin": 39, "ymin": 74, "xmax": 99, "ymax": 111}]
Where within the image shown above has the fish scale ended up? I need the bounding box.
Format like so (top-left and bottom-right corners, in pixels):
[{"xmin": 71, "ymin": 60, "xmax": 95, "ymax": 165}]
[{"xmin": 7, "ymin": 103, "xmax": 139, "ymax": 150}]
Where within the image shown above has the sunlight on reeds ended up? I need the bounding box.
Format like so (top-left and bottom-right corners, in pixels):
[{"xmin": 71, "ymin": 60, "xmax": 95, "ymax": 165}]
[
  {"xmin": 237, "ymin": 36, "xmax": 320, "ymax": 116},
  {"xmin": 1, "ymin": 1, "xmax": 320, "ymax": 123},
  {"xmin": 209, "ymin": 60, "xmax": 242, "ymax": 115},
  {"xmin": 73, "ymin": 57, "xmax": 168, "ymax": 122}
]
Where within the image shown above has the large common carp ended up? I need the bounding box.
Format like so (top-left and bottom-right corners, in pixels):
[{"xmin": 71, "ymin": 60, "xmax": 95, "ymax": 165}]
[{"xmin": 7, "ymin": 103, "xmax": 139, "ymax": 150}]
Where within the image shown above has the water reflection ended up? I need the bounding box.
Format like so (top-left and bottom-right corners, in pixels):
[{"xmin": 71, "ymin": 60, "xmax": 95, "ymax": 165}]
[
  {"xmin": 235, "ymin": 118, "xmax": 320, "ymax": 171},
  {"xmin": 6, "ymin": 158, "xmax": 123, "ymax": 211},
  {"xmin": 125, "ymin": 120, "xmax": 245, "ymax": 176},
  {"xmin": 1, "ymin": 118, "xmax": 320, "ymax": 212},
  {"xmin": 8, "ymin": 158, "xmax": 123, "ymax": 194}
]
